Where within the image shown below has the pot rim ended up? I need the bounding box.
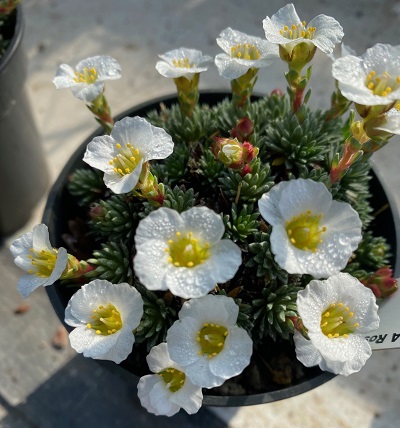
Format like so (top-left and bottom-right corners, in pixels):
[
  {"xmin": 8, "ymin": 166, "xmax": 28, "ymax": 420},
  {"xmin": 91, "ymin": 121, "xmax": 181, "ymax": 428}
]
[
  {"xmin": 0, "ymin": 5, "xmax": 24, "ymax": 74},
  {"xmin": 42, "ymin": 90, "xmax": 397, "ymax": 407}
]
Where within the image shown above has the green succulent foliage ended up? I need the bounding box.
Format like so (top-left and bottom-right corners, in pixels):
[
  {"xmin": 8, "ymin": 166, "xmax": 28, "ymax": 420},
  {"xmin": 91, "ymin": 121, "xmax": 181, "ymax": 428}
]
[
  {"xmin": 331, "ymin": 160, "xmax": 373, "ymax": 227},
  {"xmin": 223, "ymin": 203, "xmax": 260, "ymax": 242},
  {"xmin": 248, "ymin": 93, "xmax": 290, "ymax": 133},
  {"xmin": 140, "ymin": 185, "xmax": 197, "ymax": 218},
  {"xmin": 162, "ymin": 185, "xmax": 196, "ymax": 212},
  {"xmin": 211, "ymin": 97, "xmax": 245, "ymax": 135},
  {"xmin": 198, "ymin": 149, "xmax": 225, "ymax": 188},
  {"xmin": 211, "ymin": 93, "xmax": 290, "ymax": 137},
  {"xmin": 134, "ymin": 284, "xmax": 177, "ymax": 351},
  {"xmin": 85, "ymin": 241, "xmax": 133, "ymax": 284},
  {"xmin": 147, "ymin": 102, "xmax": 214, "ymax": 145},
  {"xmin": 261, "ymin": 107, "xmax": 342, "ymax": 170},
  {"xmin": 161, "ymin": 143, "xmax": 191, "ymax": 185},
  {"xmin": 219, "ymin": 158, "xmax": 274, "ymax": 203},
  {"xmin": 245, "ymin": 231, "xmax": 289, "ymax": 283},
  {"xmin": 67, "ymin": 167, "xmax": 105, "ymax": 207},
  {"xmin": 89, "ymin": 194, "xmax": 138, "ymax": 241},
  {"xmin": 351, "ymin": 231, "xmax": 391, "ymax": 270},
  {"xmin": 251, "ymin": 281, "xmax": 302, "ymax": 342}
]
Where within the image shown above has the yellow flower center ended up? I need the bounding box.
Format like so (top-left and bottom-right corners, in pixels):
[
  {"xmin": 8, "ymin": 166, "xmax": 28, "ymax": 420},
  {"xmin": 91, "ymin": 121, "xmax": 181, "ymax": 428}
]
[
  {"xmin": 320, "ymin": 302, "xmax": 359, "ymax": 338},
  {"xmin": 172, "ymin": 57, "xmax": 192, "ymax": 69},
  {"xmin": 166, "ymin": 231, "xmax": 210, "ymax": 268},
  {"xmin": 110, "ymin": 143, "xmax": 142, "ymax": 176},
  {"xmin": 230, "ymin": 43, "xmax": 261, "ymax": 60},
  {"xmin": 27, "ymin": 248, "xmax": 58, "ymax": 277},
  {"xmin": 285, "ymin": 210, "xmax": 326, "ymax": 252},
  {"xmin": 158, "ymin": 368, "xmax": 186, "ymax": 392},
  {"xmin": 365, "ymin": 70, "xmax": 400, "ymax": 97},
  {"xmin": 86, "ymin": 303, "xmax": 123, "ymax": 335},
  {"xmin": 73, "ymin": 67, "xmax": 98, "ymax": 84},
  {"xmin": 196, "ymin": 323, "xmax": 228, "ymax": 358},
  {"xmin": 279, "ymin": 21, "xmax": 316, "ymax": 40}
]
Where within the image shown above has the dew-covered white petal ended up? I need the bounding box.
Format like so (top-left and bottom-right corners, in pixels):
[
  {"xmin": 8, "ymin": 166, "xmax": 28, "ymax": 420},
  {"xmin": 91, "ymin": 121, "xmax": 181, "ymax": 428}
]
[
  {"xmin": 137, "ymin": 343, "xmax": 203, "ymax": 417},
  {"xmin": 262, "ymin": 3, "xmax": 343, "ymax": 54},
  {"xmin": 64, "ymin": 279, "xmax": 143, "ymax": 364},
  {"xmin": 10, "ymin": 224, "xmax": 68, "ymax": 298},
  {"xmin": 258, "ymin": 178, "xmax": 362, "ymax": 278},
  {"xmin": 133, "ymin": 207, "xmax": 242, "ymax": 299},
  {"xmin": 294, "ymin": 273, "xmax": 379, "ymax": 376},
  {"xmin": 83, "ymin": 116, "xmax": 174, "ymax": 194},
  {"xmin": 332, "ymin": 44, "xmax": 400, "ymax": 106},
  {"xmin": 156, "ymin": 47, "xmax": 213, "ymax": 79},
  {"xmin": 53, "ymin": 55, "xmax": 121, "ymax": 102},
  {"xmin": 215, "ymin": 27, "xmax": 278, "ymax": 79},
  {"xmin": 167, "ymin": 295, "xmax": 253, "ymax": 388}
]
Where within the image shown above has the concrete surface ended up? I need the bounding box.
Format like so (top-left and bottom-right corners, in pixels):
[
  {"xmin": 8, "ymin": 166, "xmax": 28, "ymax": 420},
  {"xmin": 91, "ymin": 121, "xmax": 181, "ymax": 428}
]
[{"xmin": 2, "ymin": 0, "xmax": 400, "ymax": 427}]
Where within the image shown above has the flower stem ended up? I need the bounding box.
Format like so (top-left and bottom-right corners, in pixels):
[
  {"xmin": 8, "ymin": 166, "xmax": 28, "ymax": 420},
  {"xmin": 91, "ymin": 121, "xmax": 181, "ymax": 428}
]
[
  {"xmin": 230, "ymin": 68, "xmax": 258, "ymax": 112},
  {"xmin": 88, "ymin": 93, "xmax": 114, "ymax": 134},
  {"xmin": 174, "ymin": 74, "xmax": 200, "ymax": 118}
]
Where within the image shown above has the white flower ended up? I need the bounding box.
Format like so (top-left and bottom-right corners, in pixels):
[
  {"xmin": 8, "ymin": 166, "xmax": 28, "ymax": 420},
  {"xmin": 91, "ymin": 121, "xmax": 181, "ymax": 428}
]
[
  {"xmin": 155, "ymin": 48, "xmax": 213, "ymax": 79},
  {"xmin": 10, "ymin": 224, "xmax": 68, "ymax": 299},
  {"xmin": 262, "ymin": 3, "xmax": 343, "ymax": 55},
  {"xmin": 137, "ymin": 343, "xmax": 203, "ymax": 417},
  {"xmin": 214, "ymin": 27, "xmax": 278, "ymax": 80},
  {"xmin": 133, "ymin": 206, "xmax": 242, "ymax": 299},
  {"xmin": 64, "ymin": 279, "xmax": 143, "ymax": 364},
  {"xmin": 166, "ymin": 294, "xmax": 253, "ymax": 388},
  {"xmin": 83, "ymin": 116, "xmax": 174, "ymax": 194},
  {"xmin": 53, "ymin": 55, "xmax": 121, "ymax": 102},
  {"xmin": 294, "ymin": 273, "xmax": 379, "ymax": 376},
  {"xmin": 258, "ymin": 178, "xmax": 362, "ymax": 278},
  {"xmin": 332, "ymin": 44, "xmax": 400, "ymax": 106}
]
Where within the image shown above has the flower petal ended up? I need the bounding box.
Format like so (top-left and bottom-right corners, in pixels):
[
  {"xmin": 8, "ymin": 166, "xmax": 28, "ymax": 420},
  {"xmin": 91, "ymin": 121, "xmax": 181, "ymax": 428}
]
[
  {"xmin": 179, "ymin": 294, "xmax": 239, "ymax": 326},
  {"xmin": 149, "ymin": 380, "xmax": 180, "ymax": 416},
  {"xmin": 209, "ymin": 326, "xmax": 252, "ymax": 379}
]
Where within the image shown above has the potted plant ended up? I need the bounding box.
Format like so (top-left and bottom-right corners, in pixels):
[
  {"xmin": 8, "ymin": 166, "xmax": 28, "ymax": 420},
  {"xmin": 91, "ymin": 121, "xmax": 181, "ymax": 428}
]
[
  {"xmin": 0, "ymin": 1, "xmax": 49, "ymax": 236},
  {"xmin": 10, "ymin": 3, "xmax": 399, "ymax": 416}
]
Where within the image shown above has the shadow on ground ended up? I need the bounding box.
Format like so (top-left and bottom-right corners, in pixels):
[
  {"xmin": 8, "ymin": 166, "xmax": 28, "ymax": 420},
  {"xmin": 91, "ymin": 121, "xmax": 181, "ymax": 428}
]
[{"xmin": 1, "ymin": 355, "xmax": 228, "ymax": 428}]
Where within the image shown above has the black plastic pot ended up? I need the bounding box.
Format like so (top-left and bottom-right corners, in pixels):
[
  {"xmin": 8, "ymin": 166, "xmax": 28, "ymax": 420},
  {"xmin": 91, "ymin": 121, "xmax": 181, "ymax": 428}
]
[
  {"xmin": 0, "ymin": 6, "xmax": 48, "ymax": 236},
  {"xmin": 43, "ymin": 92, "xmax": 398, "ymax": 407}
]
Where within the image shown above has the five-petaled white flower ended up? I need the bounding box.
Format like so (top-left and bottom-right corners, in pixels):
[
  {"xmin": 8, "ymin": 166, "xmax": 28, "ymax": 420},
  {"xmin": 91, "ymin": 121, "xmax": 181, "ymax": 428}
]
[
  {"xmin": 83, "ymin": 116, "xmax": 174, "ymax": 194},
  {"xmin": 10, "ymin": 223, "xmax": 68, "ymax": 299},
  {"xmin": 155, "ymin": 48, "xmax": 213, "ymax": 79},
  {"xmin": 133, "ymin": 206, "xmax": 242, "ymax": 299},
  {"xmin": 294, "ymin": 273, "xmax": 379, "ymax": 376},
  {"xmin": 53, "ymin": 55, "xmax": 121, "ymax": 102},
  {"xmin": 137, "ymin": 343, "xmax": 203, "ymax": 417},
  {"xmin": 258, "ymin": 178, "xmax": 362, "ymax": 278},
  {"xmin": 262, "ymin": 3, "xmax": 343, "ymax": 55},
  {"xmin": 332, "ymin": 44, "xmax": 400, "ymax": 107},
  {"xmin": 214, "ymin": 27, "xmax": 278, "ymax": 80},
  {"xmin": 64, "ymin": 279, "xmax": 143, "ymax": 364},
  {"xmin": 166, "ymin": 294, "xmax": 253, "ymax": 388}
]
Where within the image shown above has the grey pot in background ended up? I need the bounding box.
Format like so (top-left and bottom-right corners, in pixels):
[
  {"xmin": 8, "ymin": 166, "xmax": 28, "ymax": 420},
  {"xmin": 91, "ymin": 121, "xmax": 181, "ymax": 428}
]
[{"xmin": 0, "ymin": 6, "xmax": 48, "ymax": 237}]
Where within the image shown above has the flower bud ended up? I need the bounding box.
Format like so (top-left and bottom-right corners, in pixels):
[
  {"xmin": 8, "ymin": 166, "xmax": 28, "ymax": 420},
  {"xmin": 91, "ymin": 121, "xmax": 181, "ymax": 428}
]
[
  {"xmin": 271, "ymin": 88, "xmax": 284, "ymax": 97},
  {"xmin": 361, "ymin": 267, "xmax": 398, "ymax": 298},
  {"xmin": 212, "ymin": 137, "xmax": 259, "ymax": 172},
  {"xmin": 231, "ymin": 117, "xmax": 254, "ymax": 141},
  {"xmin": 89, "ymin": 203, "xmax": 106, "ymax": 221}
]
